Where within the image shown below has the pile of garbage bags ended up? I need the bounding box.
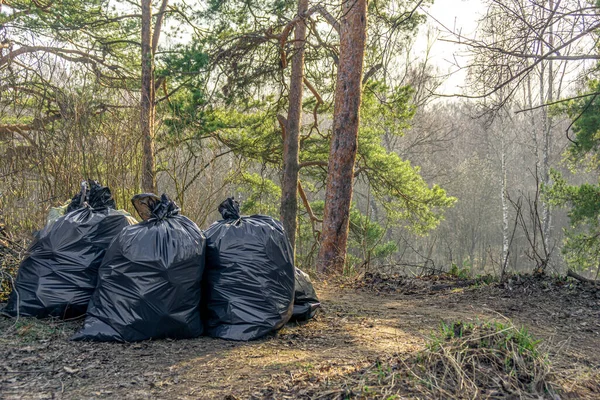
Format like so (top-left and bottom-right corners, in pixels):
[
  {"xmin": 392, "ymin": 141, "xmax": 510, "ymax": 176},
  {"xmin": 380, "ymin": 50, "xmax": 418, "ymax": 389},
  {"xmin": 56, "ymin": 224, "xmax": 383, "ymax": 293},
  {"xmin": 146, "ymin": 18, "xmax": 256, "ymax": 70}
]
[{"xmin": 3, "ymin": 185, "xmax": 320, "ymax": 342}]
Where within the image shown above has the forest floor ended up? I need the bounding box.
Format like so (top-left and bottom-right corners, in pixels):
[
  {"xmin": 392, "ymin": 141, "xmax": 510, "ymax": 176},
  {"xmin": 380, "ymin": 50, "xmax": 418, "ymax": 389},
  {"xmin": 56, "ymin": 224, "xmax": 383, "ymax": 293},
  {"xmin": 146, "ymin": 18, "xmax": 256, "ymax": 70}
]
[{"xmin": 1, "ymin": 273, "xmax": 599, "ymax": 399}]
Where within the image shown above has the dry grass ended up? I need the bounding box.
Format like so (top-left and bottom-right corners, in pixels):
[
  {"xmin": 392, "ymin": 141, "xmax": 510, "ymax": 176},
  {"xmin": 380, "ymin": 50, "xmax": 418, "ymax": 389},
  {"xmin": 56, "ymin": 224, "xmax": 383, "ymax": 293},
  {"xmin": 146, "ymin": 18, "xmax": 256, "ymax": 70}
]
[
  {"xmin": 314, "ymin": 319, "xmax": 558, "ymax": 399},
  {"xmin": 2, "ymin": 279, "xmax": 599, "ymax": 399},
  {"xmin": 409, "ymin": 320, "xmax": 556, "ymax": 399},
  {"xmin": 0, "ymin": 250, "xmax": 20, "ymax": 303}
]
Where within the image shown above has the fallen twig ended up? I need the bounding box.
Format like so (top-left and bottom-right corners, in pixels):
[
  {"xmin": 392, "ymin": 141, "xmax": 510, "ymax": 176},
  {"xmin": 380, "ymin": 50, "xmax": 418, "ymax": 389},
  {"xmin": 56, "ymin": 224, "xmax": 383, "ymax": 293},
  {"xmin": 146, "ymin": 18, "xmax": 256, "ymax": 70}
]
[{"xmin": 567, "ymin": 269, "xmax": 599, "ymax": 285}]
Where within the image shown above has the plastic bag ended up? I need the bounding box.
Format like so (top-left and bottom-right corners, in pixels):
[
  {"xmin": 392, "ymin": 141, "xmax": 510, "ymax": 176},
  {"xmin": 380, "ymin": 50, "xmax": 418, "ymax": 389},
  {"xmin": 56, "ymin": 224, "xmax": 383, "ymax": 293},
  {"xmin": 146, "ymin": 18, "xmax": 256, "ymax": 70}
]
[
  {"xmin": 44, "ymin": 201, "xmax": 70, "ymax": 230},
  {"xmin": 67, "ymin": 180, "xmax": 116, "ymax": 213},
  {"xmin": 202, "ymin": 198, "xmax": 295, "ymax": 341},
  {"xmin": 291, "ymin": 268, "xmax": 321, "ymax": 322},
  {"xmin": 43, "ymin": 181, "xmax": 132, "ymax": 233},
  {"xmin": 72, "ymin": 194, "xmax": 206, "ymax": 342},
  {"xmin": 3, "ymin": 181, "xmax": 135, "ymax": 319}
]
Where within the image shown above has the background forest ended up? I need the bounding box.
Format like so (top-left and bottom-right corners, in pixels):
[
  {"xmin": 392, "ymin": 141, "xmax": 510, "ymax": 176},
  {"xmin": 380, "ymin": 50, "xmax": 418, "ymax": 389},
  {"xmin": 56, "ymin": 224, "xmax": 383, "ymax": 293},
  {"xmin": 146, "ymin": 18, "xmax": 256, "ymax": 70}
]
[{"xmin": 2, "ymin": 0, "xmax": 600, "ymax": 283}]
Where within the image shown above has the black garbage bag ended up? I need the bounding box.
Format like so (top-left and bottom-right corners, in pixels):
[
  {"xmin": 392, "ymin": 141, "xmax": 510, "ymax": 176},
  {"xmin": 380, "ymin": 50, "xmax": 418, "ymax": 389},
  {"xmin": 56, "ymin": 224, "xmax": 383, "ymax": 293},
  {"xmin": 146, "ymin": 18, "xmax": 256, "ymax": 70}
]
[
  {"xmin": 203, "ymin": 198, "xmax": 295, "ymax": 341},
  {"xmin": 72, "ymin": 193, "xmax": 206, "ymax": 342},
  {"xmin": 41, "ymin": 180, "xmax": 119, "ymax": 234},
  {"xmin": 3, "ymin": 181, "xmax": 135, "ymax": 319},
  {"xmin": 291, "ymin": 268, "xmax": 321, "ymax": 322},
  {"xmin": 67, "ymin": 180, "xmax": 116, "ymax": 214}
]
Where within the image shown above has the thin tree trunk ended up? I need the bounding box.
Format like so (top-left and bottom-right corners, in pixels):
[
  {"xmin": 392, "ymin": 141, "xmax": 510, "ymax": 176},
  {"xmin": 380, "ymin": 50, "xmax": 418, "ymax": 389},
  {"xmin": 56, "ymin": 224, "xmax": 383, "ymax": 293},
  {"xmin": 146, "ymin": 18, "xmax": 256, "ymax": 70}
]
[
  {"xmin": 280, "ymin": 0, "xmax": 308, "ymax": 253},
  {"xmin": 501, "ymin": 132, "xmax": 509, "ymax": 273},
  {"xmin": 141, "ymin": 0, "xmax": 157, "ymax": 193},
  {"xmin": 317, "ymin": 0, "xmax": 367, "ymax": 274},
  {"xmin": 526, "ymin": 65, "xmax": 540, "ymax": 174},
  {"xmin": 152, "ymin": 0, "xmax": 168, "ymax": 55},
  {"xmin": 542, "ymin": 0, "xmax": 554, "ymax": 250}
]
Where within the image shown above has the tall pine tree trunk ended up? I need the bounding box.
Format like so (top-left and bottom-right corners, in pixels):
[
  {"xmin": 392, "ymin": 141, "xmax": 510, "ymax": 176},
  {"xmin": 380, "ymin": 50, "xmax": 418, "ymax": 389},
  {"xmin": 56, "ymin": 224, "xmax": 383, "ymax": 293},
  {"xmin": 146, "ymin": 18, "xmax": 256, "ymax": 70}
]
[
  {"xmin": 280, "ymin": 0, "xmax": 308, "ymax": 252},
  {"xmin": 141, "ymin": 0, "xmax": 157, "ymax": 193},
  {"xmin": 317, "ymin": 0, "xmax": 367, "ymax": 274}
]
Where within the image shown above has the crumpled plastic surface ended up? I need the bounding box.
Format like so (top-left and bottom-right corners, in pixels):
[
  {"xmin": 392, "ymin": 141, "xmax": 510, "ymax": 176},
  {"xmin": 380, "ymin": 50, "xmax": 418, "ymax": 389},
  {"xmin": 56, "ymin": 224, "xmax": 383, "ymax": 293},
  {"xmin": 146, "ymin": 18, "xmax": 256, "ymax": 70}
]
[
  {"xmin": 42, "ymin": 181, "xmax": 132, "ymax": 234},
  {"xmin": 291, "ymin": 268, "xmax": 321, "ymax": 322},
  {"xmin": 202, "ymin": 198, "xmax": 295, "ymax": 341},
  {"xmin": 67, "ymin": 180, "xmax": 116, "ymax": 214},
  {"xmin": 3, "ymin": 182, "xmax": 134, "ymax": 319},
  {"xmin": 72, "ymin": 194, "xmax": 206, "ymax": 342}
]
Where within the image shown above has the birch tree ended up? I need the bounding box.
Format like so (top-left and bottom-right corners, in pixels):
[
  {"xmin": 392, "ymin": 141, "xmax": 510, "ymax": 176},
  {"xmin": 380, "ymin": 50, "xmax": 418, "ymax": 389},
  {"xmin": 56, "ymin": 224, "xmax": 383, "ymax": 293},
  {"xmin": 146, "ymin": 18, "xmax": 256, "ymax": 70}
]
[{"xmin": 455, "ymin": 0, "xmax": 589, "ymax": 270}]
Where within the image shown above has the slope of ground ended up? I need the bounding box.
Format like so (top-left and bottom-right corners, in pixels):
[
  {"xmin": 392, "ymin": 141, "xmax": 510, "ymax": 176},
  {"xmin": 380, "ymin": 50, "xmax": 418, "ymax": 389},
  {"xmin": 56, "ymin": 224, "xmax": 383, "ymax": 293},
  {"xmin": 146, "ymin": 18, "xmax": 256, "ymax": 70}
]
[{"xmin": 1, "ymin": 275, "xmax": 599, "ymax": 399}]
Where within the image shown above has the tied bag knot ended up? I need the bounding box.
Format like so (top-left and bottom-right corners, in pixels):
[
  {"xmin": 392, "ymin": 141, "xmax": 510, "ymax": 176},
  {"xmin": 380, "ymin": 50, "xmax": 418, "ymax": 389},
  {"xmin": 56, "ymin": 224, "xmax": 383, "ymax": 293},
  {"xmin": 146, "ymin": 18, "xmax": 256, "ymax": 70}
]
[
  {"xmin": 67, "ymin": 180, "xmax": 116, "ymax": 213},
  {"xmin": 218, "ymin": 197, "xmax": 241, "ymax": 220}
]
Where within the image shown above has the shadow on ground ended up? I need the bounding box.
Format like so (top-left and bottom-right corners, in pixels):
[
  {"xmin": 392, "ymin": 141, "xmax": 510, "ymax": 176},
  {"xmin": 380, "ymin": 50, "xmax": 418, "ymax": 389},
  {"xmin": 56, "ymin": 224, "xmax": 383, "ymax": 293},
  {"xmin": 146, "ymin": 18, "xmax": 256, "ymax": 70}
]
[{"xmin": 1, "ymin": 278, "xmax": 599, "ymax": 399}]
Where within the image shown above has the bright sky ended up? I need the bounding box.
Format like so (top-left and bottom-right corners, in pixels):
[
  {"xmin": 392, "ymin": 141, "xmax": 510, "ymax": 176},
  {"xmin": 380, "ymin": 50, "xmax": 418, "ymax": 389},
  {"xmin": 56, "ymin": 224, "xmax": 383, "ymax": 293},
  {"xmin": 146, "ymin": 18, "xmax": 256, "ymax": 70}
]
[{"xmin": 415, "ymin": 0, "xmax": 487, "ymax": 95}]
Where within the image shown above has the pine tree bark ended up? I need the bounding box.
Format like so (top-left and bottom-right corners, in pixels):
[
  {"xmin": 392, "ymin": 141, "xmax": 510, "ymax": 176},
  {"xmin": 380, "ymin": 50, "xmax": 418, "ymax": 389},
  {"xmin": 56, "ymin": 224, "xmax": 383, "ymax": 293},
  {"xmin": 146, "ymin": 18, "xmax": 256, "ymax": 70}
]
[
  {"xmin": 317, "ymin": 0, "xmax": 367, "ymax": 274},
  {"xmin": 141, "ymin": 0, "xmax": 157, "ymax": 193},
  {"xmin": 280, "ymin": 0, "xmax": 308, "ymax": 253}
]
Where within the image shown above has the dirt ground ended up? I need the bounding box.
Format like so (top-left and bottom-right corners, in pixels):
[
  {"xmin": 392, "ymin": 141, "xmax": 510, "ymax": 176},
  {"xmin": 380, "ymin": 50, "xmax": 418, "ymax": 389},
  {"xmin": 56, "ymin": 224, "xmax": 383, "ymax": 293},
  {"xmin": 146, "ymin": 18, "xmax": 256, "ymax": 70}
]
[{"xmin": 1, "ymin": 274, "xmax": 599, "ymax": 399}]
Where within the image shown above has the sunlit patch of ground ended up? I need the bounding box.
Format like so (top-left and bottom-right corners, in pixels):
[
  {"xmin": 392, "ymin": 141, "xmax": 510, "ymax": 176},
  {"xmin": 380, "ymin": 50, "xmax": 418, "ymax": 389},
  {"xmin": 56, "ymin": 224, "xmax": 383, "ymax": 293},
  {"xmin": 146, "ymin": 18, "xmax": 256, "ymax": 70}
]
[{"xmin": 1, "ymin": 277, "xmax": 599, "ymax": 399}]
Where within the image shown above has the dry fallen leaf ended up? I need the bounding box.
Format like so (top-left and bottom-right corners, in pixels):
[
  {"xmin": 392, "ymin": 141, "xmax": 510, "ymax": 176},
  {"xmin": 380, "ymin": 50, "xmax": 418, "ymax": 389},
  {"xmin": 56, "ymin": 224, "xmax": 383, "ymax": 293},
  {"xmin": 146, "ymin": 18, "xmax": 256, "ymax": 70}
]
[{"xmin": 63, "ymin": 366, "xmax": 80, "ymax": 374}]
